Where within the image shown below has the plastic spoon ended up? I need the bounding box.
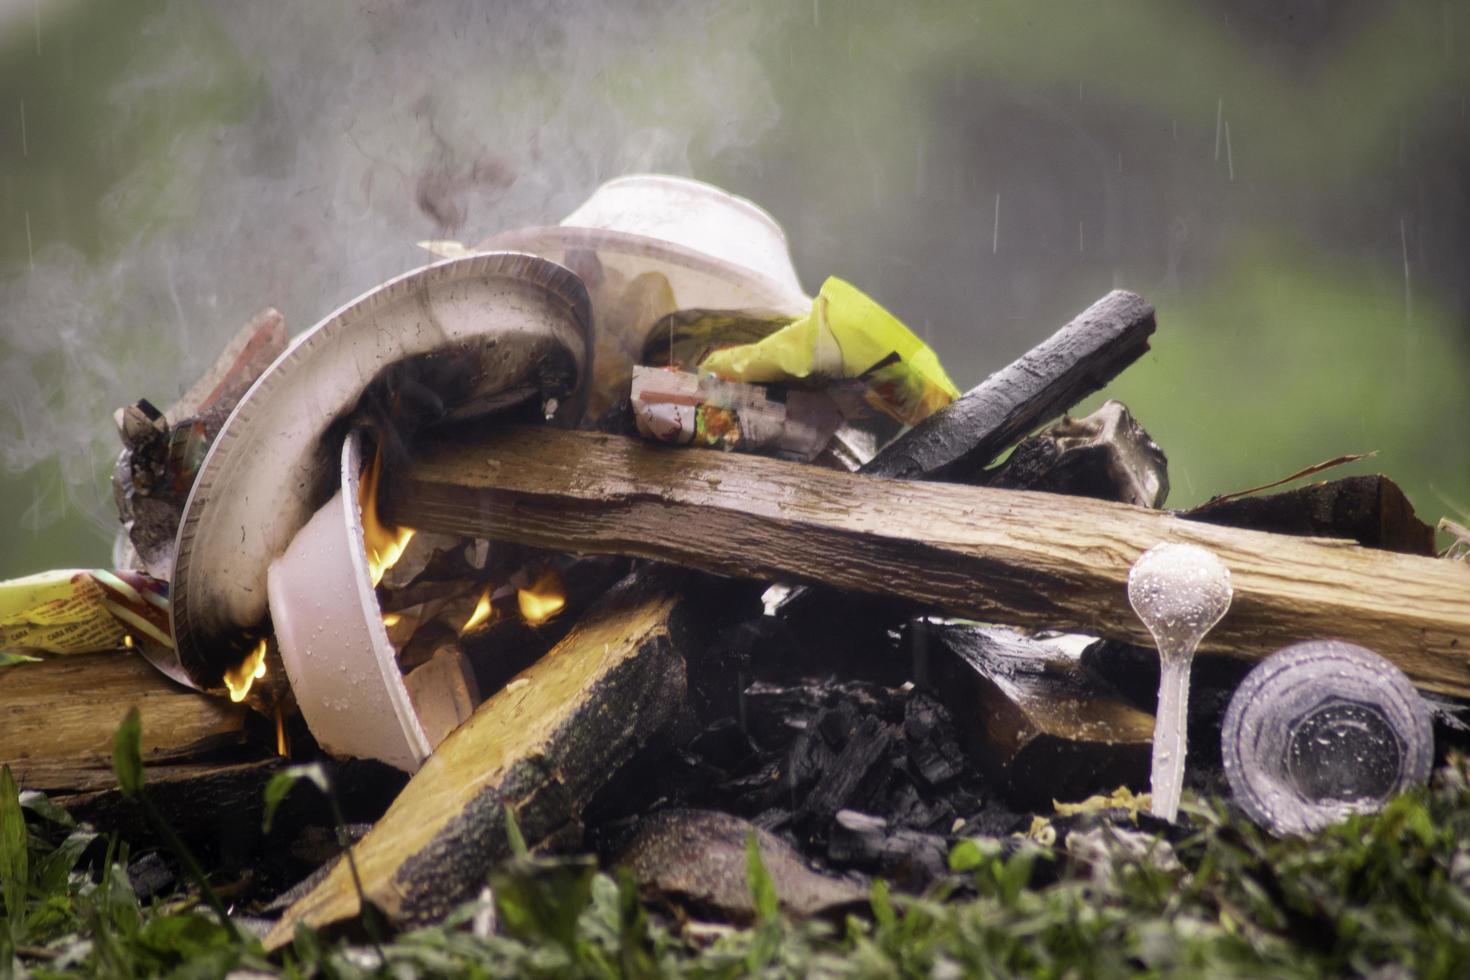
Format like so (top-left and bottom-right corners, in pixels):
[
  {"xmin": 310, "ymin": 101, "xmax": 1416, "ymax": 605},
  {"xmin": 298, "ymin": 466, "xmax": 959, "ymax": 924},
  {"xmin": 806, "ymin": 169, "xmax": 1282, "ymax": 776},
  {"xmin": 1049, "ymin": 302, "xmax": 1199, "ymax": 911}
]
[{"xmin": 1127, "ymin": 542, "xmax": 1233, "ymax": 822}]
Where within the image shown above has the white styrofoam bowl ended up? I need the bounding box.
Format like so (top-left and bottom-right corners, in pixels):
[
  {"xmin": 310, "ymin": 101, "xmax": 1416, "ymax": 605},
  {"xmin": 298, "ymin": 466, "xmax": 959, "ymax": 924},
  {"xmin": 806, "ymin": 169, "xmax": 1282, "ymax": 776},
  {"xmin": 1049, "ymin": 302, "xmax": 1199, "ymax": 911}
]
[
  {"xmin": 480, "ymin": 174, "xmax": 809, "ymax": 316},
  {"xmin": 267, "ymin": 428, "xmax": 432, "ymax": 772}
]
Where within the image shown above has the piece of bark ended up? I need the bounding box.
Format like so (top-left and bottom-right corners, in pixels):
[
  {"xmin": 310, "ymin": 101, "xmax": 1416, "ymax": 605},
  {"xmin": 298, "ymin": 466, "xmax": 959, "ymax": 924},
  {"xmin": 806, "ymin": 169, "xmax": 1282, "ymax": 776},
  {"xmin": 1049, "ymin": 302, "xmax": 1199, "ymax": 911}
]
[
  {"xmin": 618, "ymin": 809, "xmax": 867, "ymax": 923},
  {"xmin": 0, "ymin": 650, "xmax": 251, "ymax": 794},
  {"xmin": 862, "ymin": 290, "xmax": 1156, "ymax": 482},
  {"xmin": 1185, "ymin": 475, "xmax": 1436, "ymax": 556},
  {"xmin": 265, "ymin": 571, "xmax": 699, "ymax": 945},
  {"xmin": 387, "ymin": 425, "xmax": 1470, "ymax": 697},
  {"xmin": 986, "ymin": 400, "xmax": 1169, "ymax": 508},
  {"xmin": 927, "ymin": 625, "xmax": 1154, "ymax": 809}
]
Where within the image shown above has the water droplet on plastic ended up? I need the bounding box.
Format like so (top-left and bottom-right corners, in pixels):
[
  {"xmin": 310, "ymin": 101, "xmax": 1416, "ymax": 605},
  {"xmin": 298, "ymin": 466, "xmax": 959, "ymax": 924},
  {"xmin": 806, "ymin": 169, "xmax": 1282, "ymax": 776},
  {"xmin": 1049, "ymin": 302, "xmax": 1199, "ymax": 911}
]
[{"xmin": 1222, "ymin": 639, "xmax": 1432, "ymax": 836}]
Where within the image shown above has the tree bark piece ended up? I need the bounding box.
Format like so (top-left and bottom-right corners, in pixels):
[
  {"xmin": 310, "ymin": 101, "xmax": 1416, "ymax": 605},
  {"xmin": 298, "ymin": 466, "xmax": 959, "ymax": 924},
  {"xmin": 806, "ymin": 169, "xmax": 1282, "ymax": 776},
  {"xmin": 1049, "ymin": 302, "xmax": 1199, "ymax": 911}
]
[
  {"xmin": 265, "ymin": 572, "xmax": 697, "ymax": 946},
  {"xmin": 1184, "ymin": 475, "xmax": 1436, "ymax": 556},
  {"xmin": 927, "ymin": 625, "xmax": 1154, "ymax": 809},
  {"xmin": 862, "ymin": 290, "xmax": 1156, "ymax": 482},
  {"xmin": 0, "ymin": 651, "xmax": 251, "ymax": 794},
  {"xmin": 387, "ymin": 425, "xmax": 1470, "ymax": 696}
]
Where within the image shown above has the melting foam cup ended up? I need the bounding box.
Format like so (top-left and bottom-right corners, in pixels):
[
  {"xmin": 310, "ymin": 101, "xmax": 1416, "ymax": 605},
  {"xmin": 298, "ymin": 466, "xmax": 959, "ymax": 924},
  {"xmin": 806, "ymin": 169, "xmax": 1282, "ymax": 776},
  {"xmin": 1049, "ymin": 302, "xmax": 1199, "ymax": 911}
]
[
  {"xmin": 1221, "ymin": 639, "xmax": 1433, "ymax": 836},
  {"xmin": 268, "ymin": 429, "xmax": 435, "ymax": 772},
  {"xmin": 480, "ymin": 174, "xmax": 811, "ymax": 416}
]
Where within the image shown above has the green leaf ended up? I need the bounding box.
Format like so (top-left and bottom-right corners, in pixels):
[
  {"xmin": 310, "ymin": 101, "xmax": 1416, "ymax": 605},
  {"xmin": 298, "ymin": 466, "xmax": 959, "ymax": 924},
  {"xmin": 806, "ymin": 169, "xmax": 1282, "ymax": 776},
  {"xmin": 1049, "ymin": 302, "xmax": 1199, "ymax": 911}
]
[
  {"xmin": 0, "ymin": 651, "xmax": 41, "ymax": 668},
  {"xmin": 948, "ymin": 838, "xmax": 985, "ymax": 873},
  {"xmin": 870, "ymin": 878, "xmax": 897, "ymax": 932},
  {"xmin": 262, "ymin": 763, "xmax": 331, "ymax": 833},
  {"xmin": 0, "ymin": 766, "xmax": 27, "ymax": 933},
  {"xmin": 37, "ymin": 827, "xmax": 97, "ymax": 895},
  {"xmin": 489, "ymin": 855, "xmax": 596, "ymax": 950},
  {"xmin": 745, "ymin": 831, "xmax": 779, "ymax": 922},
  {"xmin": 18, "ymin": 790, "xmax": 74, "ymax": 828},
  {"xmin": 504, "ymin": 806, "xmax": 529, "ymax": 858},
  {"xmin": 111, "ymin": 708, "xmax": 145, "ymax": 798}
]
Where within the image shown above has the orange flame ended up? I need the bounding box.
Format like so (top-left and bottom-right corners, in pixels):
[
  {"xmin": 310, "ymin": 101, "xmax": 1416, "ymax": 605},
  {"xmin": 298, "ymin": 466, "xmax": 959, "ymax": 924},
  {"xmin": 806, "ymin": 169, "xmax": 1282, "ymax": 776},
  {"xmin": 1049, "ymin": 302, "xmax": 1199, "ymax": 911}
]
[
  {"xmin": 224, "ymin": 638, "xmax": 268, "ymax": 703},
  {"xmin": 461, "ymin": 588, "xmax": 495, "ymax": 633},
  {"xmin": 359, "ymin": 440, "xmax": 416, "ymax": 587},
  {"xmin": 381, "ymin": 612, "xmax": 403, "ymax": 628},
  {"xmin": 274, "ymin": 705, "xmax": 290, "ymax": 757},
  {"xmin": 517, "ymin": 569, "xmax": 566, "ymax": 626}
]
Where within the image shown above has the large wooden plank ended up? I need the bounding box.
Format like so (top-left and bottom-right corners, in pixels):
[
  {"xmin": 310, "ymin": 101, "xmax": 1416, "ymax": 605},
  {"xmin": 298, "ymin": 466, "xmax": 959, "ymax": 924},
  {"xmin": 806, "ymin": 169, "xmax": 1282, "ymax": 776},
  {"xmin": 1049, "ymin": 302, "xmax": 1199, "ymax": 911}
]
[
  {"xmin": 265, "ymin": 572, "xmax": 696, "ymax": 945},
  {"xmin": 387, "ymin": 425, "xmax": 1470, "ymax": 696}
]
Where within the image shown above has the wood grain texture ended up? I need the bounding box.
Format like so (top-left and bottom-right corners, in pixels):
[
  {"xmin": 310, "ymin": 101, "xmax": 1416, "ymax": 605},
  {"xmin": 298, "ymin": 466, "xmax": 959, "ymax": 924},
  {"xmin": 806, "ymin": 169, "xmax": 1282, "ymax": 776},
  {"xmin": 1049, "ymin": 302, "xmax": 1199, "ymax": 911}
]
[
  {"xmin": 0, "ymin": 650, "xmax": 250, "ymax": 792},
  {"xmin": 265, "ymin": 573, "xmax": 694, "ymax": 946},
  {"xmin": 387, "ymin": 425, "xmax": 1470, "ymax": 696},
  {"xmin": 862, "ymin": 289, "xmax": 1156, "ymax": 481}
]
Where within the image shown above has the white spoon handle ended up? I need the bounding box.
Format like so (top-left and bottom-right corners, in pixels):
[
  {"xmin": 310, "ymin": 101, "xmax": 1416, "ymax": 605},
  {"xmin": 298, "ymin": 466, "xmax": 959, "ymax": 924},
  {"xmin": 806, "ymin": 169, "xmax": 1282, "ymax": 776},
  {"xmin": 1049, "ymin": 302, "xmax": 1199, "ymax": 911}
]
[{"xmin": 1150, "ymin": 653, "xmax": 1194, "ymax": 822}]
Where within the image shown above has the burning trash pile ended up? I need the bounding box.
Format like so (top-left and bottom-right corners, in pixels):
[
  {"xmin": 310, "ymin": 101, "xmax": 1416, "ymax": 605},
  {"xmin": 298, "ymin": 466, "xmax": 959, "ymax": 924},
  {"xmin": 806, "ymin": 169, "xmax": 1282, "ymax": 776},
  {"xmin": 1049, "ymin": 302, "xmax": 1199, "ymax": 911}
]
[{"xmin": 2, "ymin": 175, "xmax": 1469, "ymax": 948}]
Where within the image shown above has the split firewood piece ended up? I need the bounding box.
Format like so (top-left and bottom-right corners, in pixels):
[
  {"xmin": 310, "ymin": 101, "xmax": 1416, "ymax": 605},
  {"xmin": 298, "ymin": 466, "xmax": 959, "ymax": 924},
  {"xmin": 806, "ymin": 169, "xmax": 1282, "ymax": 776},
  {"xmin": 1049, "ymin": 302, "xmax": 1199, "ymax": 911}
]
[
  {"xmin": 388, "ymin": 425, "xmax": 1470, "ymax": 697},
  {"xmin": 927, "ymin": 624, "xmax": 1154, "ymax": 809},
  {"xmin": 265, "ymin": 572, "xmax": 698, "ymax": 946},
  {"xmin": 1184, "ymin": 474, "xmax": 1437, "ymax": 556},
  {"xmin": 862, "ymin": 290, "xmax": 1156, "ymax": 482},
  {"xmin": 0, "ymin": 650, "xmax": 251, "ymax": 795}
]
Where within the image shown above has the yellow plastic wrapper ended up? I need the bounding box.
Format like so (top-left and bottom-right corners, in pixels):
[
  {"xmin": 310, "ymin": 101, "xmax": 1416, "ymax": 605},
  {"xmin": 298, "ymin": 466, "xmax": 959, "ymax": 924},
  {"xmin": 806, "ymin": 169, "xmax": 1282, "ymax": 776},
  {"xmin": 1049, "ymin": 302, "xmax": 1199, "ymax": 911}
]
[
  {"xmin": 0, "ymin": 568, "xmax": 172, "ymax": 664},
  {"xmin": 697, "ymin": 277, "xmax": 960, "ymax": 427}
]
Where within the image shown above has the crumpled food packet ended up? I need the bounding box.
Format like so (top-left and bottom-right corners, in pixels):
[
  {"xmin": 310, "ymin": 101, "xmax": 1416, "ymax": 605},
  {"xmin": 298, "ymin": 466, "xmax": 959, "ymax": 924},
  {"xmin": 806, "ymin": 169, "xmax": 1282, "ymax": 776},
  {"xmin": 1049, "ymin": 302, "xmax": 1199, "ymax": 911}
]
[
  {"xmin": 630, "ymin": 365, "xmax": 842, "ymax": 461},
  {"xmin": 697, "ymin": 277, "xmax": 959, "ymax": 427},
  {"xmin": 0, "ymin": 568, "xmax": 172, "ymax": 664}
]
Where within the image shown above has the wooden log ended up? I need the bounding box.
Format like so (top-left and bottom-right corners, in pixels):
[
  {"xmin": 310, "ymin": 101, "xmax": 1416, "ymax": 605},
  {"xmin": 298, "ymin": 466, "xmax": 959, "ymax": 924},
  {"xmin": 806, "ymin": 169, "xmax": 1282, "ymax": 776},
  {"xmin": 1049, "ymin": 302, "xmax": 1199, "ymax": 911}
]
[
  {"xmin": 0, "ymin": 650, "xmax": 251, "ymax": 794},
  {"xmin": 862, "ymin": 290, "xmax": 1156, "ymax": 482},
  {"xmin": 387, "ymin": 425, "xmax": 1470, "ymax": 696},
  {"xmin": 265, "ymin": 571, "xmax": 698, "ymax": 946},
  {"xmin": 927, "ymin": 625, "xmax": 1153, "ymax": 809}
]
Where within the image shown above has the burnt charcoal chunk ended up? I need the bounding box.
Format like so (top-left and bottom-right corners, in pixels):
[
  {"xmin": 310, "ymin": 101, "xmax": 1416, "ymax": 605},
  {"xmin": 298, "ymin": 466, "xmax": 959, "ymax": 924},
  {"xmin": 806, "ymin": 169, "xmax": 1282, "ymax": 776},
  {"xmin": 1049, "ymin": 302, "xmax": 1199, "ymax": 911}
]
[
  {"xmin": 904, "ymin": 694, "xmax": 966, "ymax": 789},
  {"xmin": 795, "ymin": 715, "xmax": 896, "ymax": 832},
  {"xmin": 689, "ymin": 717, "xmax": 756, "ymax": 771},
  {"xmin": 985, "ymin": 400, "xmax": 1168, "ymax": 509},
  {"xmin": 827, "ymin": 809, "xmax": 950, "ymax": 889}
]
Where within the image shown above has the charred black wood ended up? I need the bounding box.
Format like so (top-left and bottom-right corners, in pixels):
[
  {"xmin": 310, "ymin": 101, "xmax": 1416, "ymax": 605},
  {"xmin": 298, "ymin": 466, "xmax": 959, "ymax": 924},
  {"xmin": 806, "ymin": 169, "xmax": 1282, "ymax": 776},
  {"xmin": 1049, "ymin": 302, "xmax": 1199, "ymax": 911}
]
[
  {"xmin": 1183, "ymin": 474, "xmax": 1436, "ymax": 556},
  {"xmin": 1079, "ymin": 639, "xmax": 1254, "ymax": 789},
  {"xmin": 986, "ymin": 400, "xmax": 1169, "ymax": 508},
  {"xmin": 862, "ymin": 290, "xmax": 1155, "ymax": 483},
  {"xmin": 927, "ymin": 624, "xmax": 1155, "ymax": 810}
]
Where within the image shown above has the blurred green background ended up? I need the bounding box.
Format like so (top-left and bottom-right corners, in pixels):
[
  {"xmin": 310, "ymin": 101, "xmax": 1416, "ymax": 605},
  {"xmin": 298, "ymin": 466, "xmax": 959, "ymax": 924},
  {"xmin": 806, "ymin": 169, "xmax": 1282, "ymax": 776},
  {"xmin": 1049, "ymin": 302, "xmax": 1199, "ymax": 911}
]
[{"xmin": 2, "ymin": 0, "xmax": 1467, "ymax": 579}]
